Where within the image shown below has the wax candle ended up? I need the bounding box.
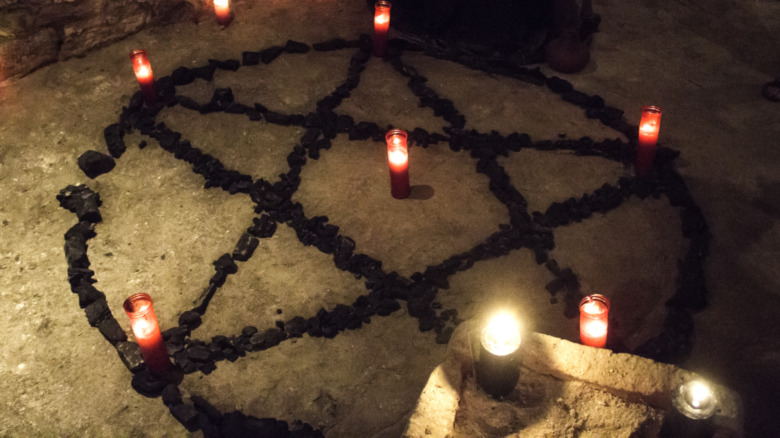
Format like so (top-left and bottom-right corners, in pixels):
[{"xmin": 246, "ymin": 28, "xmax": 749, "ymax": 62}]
[
  {"xmin": 129, "ymin": 49, "xmax": 157, "ymax": 105},
  {"xmin": 373, "ymin": 1, "xmax": 391, "ymax": 57},
  {"xmin": 386, "ymin": 129, "xmax": 410, "ymax": 199},
  {"xmin": 214, "ymin": 0, "xmax": 231, "ymax": 26},
  {"xmin": 673, "ymin": 381, "xmax": 718, "ymax": 419},
  {"xmin": 123, "ymin": 293, "xmax": 171, "ymax": 375},
  {"xmin": 579, "ymin": 294, "xmax": 609, "ymax": 348},
  {"xmin": 635, "ymin": 105, "xmax": 662, "ymax": 177},
  {"xmin": 476, "ymin": 311, "xmax": 522, "ymax": 398}
]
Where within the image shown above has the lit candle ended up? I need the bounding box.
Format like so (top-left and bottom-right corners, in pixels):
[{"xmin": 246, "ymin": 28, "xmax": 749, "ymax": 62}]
[
  {"xmin": 579, "ymin": 294, "xmax": 610, "ymax": 348},
  {"xmin": 129, "ymin": 49, "xmax": 157, "ymax": 105},
  {"xmin": 635, "ymin": 105, "xmax": 662, "ymax": 177},
  {"xmin": 123, "ymin": 293, "xmax": 171, "ymax": 375},
  {"xmin": 386, "ymin": 129, "xmax": 410, "ymax": 199},
  {"xmin": 476, "ymin": 311, "xmax": 522, "ymax": 398},
  {"xmin": 214, "ymin": 0, "xmax": 231, "ymax": 26},
  {"xmin": 373, "ymin": 1, "xmax": 391, "ymax": 57},
  {"xmin": 673, "ymin": 380, "xmax": 718, "ymax": 420}
]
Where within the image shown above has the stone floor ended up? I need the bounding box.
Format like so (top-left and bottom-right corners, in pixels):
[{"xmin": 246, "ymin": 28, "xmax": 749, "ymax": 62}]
[{"xmin": 1, "ymin": 0, "xmax": 779, "ymax": 436}]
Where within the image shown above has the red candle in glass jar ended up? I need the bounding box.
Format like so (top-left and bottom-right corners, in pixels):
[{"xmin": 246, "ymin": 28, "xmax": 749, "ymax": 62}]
[
  {"xmin": 129, "ymin": 49, "xmax": 157, "ymax": 105},
  {"xmin": 214, "ymin": 0, "xmax": 231, "ymax": 26},
  {"xmin": 123, "ymin": 293, "xmax": 171, "ymax": 375},
  {"xmin": 386, "ymin": 129, "xmax": 410, "ymax": 199},
  {"xmin": 373, "ymin": 1, "xmax": 391, "ymax": 57},
  {"xmin": 635, "ymin": 105, "xmax": 662, "ymax": 177},
  {"xmin": 579, "ymin": 294, "xmax": 610, "ymax": 348}
]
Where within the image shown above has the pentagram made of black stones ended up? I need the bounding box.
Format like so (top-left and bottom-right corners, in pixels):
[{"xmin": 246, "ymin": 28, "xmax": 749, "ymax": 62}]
[{"xmin": 57, "ymin": 34, "xmax": 710, "ymax": 436}]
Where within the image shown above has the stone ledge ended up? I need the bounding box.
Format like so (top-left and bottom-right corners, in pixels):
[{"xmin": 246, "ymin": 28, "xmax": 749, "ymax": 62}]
[{"xmin": 404, "ymin": 320, "xmax": 742, "ymax": 437}]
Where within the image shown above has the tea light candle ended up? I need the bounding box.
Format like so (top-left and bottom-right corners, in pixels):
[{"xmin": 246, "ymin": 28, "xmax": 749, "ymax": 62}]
[
  {"xmin": 129, "ymin": 49, "xmax": 157, "ymax": 104},
  {"xmin": 579, "ymin": 294, "xmax": 610, "ymax": 348},
  {"xmin": 673, "ymin": 381, "xmax": 718, "ymax": 420},
  {"xmin": 123, "ymin": 293, "xmax": 171, "ymax": 375},
  {"xmin": 214, "ymin": 0, "xmax": 231, "ymax": 25},
  {"xmin": 373, "ymin": 1, "xmax": 391, "ymax": 57},
  {"xmin": 635, "ymin": 105, "xmax": 662, "ymax": 177},
  {"xmin": 386, "ymin": 129, "xmax": 410, "ymax": 199},
  {"xmin": 476, "ymin": 311, "xmax": 522, "ymax": 398}
]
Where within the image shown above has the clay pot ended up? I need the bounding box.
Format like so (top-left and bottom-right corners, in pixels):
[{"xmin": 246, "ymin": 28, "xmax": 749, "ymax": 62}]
[{"xmin": 545, "ymin": 30, "xmax": 590, "ymax": 74}]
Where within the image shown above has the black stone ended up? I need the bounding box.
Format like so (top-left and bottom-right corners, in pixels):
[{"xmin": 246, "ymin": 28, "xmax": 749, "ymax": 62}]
[
  {"xmin": 214, "ymin": 253, "xmax": 238, "ymax": 274},
  {"xmin": 187, "ymin": 345, "xmax": 212, "ymax": 362},
  {"xmin": 260, "ymin": 46, "xmax": 284, "ymax": 64},
  {"xmin": 171, "ymin": 66, "xmax": 196, "ymax": 86},
  {"xmin": 248, "ymin": 214, "xmax": 277, "ymax": 238},
  {"xmin": 67, "ymin": 267, "xmax": 95, "ymax": 287},
  {"xmin": 97, "ymin": 317, "xmax": 127, "ymax": 344},
  {"xmin": 178, "ymin": 310, "xmax": 202, "ymax": 329},
  {"xmin": 170, "ymin": 403, "xmax": 200, "ymax": 431},
  {"xmin": 312, "ymin": 38, "xmax": 347, "ymax": 51},
  {"xmin": 192, "ymin": 395, "xmax": 223, "ymax": 422},
  {"xmin": 232, "ymin": 233, "xmax": 259, "ymax": 261},
  {"xmin": 162, "ymin": 326, "xmax": 190, "ymax": 342},
  {"xmin": 85, "ymin": 298, "xmax": 110, "ymax": 326},
  {"xmin": 131, "ymin": 369, "xmax": 167, "ymax": 397},
  {"xmin": 246, "ymin": 109, "xmax": 262, "ymax": 121},
  {"xmin": 57, "ymin": 184, "xmax": 102, "ymax": 223},
  {"xmin": 242, "ymin": 51, "xmax": 260, "ymax": 66},
  {"xmin": 546, "ymin": 76, "xmax": 573, "ymax": 94},
  {"xmin": 64, "ymin": 237, "xmax": 89, "ymax": 269},
  {"xmin": 162, "ymin": 384, "xmax": 183, "ymax": 406},
  {"xmin": 226, "ymin": 103, "xmax": 250, "ymax": 114},
  {"xmin": 285, "ymin": 316, "xmax": 308, "ymax": 338},
  {"xmin": 284, "ymin": 40, "xmax": 310, "ymax": 54},
  {"xmin": 242, "ymin": 326, "xmax": 258, "ymax": 337},
  {"xmin": 176, "ymin": 96, "xmax": 201, "ymax": 111},
  {"xmin": 264, "ymin": 111, "xmax": 291, "ymax": 125},
  {"xmin": 116, "ymin": 341, "xmax": 144, "ymax": 372},
  {"xmin": 208, "ymin": 59, "xmax": 241, "ymax": 71},
  {"xmin": 209, "ymin": 88, "xmax": 235, "ymax": 111},
  {"xmin": 72, "ymin": 280, "xmax": 105, "ymax": 308},
  {"xmin": 103, "ymin": 123, "xmax": 126, "ymax": 158},
  {"xmin": 191, "ymin": 64, "xmax": 217, "ymax": 81},
  {"xmin": 77, "ymin": 150, "xmax": 115, "ymax": 179}
]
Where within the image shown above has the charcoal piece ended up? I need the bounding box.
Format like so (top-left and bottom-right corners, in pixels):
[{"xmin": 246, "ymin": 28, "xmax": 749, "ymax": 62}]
[
  {"xmin": 171, "ymin": 66, "xmax": 196, "ymax": 85},
  {"xmin": 209, "ymin": 88, "xmax": 234, "ymax": 111},
  {"xmin": 230, "ymin": 233, "xmax": 259, "ymax": 262},
  {"xmin": 546, "ymin": 76, "xmax": 573, "ymax": 94},
  {"xmin": 288, "ymin": 114, "xmax": 306, "ymax": 125},
  {"xmin": 225, "ymin": 103, "xmax": 250, "ymax": 114},
  {"xmin": 116, "ymin": 341, "xmax": 144, "ymax": 372},
  {"xmin": 246, "ymin": 109, "xmax": 262, "ymax": 121},
  {"xmin": 199, "ymin": 360, "xmax": 217, "ymax": 375},
  {"xmin": 249, "ymin": 328, "xmax": 285, "ymax": 350},
  {"xmin": 156, "ymin": 76, "xmax": 176, "ymax": 104},
  {"xmin": 170, "ymin": 403, "xmax": 200, "ymax": 431},
  {"xmin": 376, "ymin": 298, "xmax": 400, "ymax": 316},
  {"xmin": 176, "ymin": 96, "xmax": 200, "ymax": 111},
  {"xmin": 585, "ymin": 107, "xmax": 602, "ymax": 119},
  {"xmin": 336, "ymin": 114, "xmax": 354, "ymax": 132},
  {"xmin": 264, "ymin": 111, "xmax": 291, "ymax": 125},
  {"xmin": 77, "ymin": 150, "xmax": 115, "ymax": 179},
  {"xmin": 600, "ymin": 106, "xmax": 624, "ymax": 121},
  {"xmin": 242, "ymin": 326, "xmax": 258, "ymax": 337},
  {"xmin": 208, "ymin": 59, "xmax": 241, "ymax": 71},
  {"xmin": 190, "ymin": 395, "xmax": 223, "ymax": 423},
  {"xmin": 85, "ymin": 298, "xmax": 110, "ymax": 326},
  {"xmin": 562, "ymin": 90, "xmax": 591, "ymax": 107},
  {"xmin": 301, "ymin": 127, "xmax": 321, "ymax": 146},
  {"xmin": 260, "ymin": 46, "xmax": 284, "ymax": 64},
  {"xmin": 284, "ymin": 39, "xmax": 310, "ymax": 54},
  {"xmin": 187, "ymin": 345, "xmax": 212, "ymax": 362},
  {"xmin": 587, "ymin": 94, "xmax": 605, "ymax": 109},
  {"xmin": 174, "ymin": 351, "xmax": 197, "ymax": 373},
  {"xmin": 275, "ymin": 320, "xmax": 285, "ymax": 331},
  {"xmin": 64, "ymin": 238, "xmax": 89, "ymax": 269},
  {"xmin": 285, "ymin": 316, "xmax": 308, "ymax": 338},
  {"xmin": 162, "ymin": 326, "xmax": 190, "ymax": 342},
  {"xmin": 214, "ymin": 253, "xmax": 238, "ymax": 274},
  {"xmin": 131, "ymin": 369, "xmax": 167, "ymax": 397},
  {"xmin": 97, "ymin": 317, "xmax": 127, "ymax": 343},
  {"xmin": 103, "ymin": 123, "xmax": 126, "ymax": 158},
  {"xmin": 222, "ymin": 348, "xmax": 239, "ymax": 362},
  {"xmin": 67, "ymin": 267, "xmax": 95, "ymax": 287},
  {"xmin": 191, "ymin": 64, "xmax": 217, "ymax": 81},
  {"xmin": 241, "ymin": 51, "xmax": 260, "ymax": 66},
  {"xmin": 247, "ymin": 214, "xmax": 277, "ymax": 238},
  {"xmin": 312, "ymin": 38, "xmax": 347, "ymax": 51},
  {"xmin": 72, "ymin": 280, "xmax": 105, "ymax": 308},
  {"xmin": 253, "ymin": 102, "xmax": 269, "ymax": 113},
  {"xmin": 162, "ymin": 384, "xmax": 183, "ymax": 406},
  {"xmin": 178, "ymin": 310, "xmax": 202, "ymax": 329}
]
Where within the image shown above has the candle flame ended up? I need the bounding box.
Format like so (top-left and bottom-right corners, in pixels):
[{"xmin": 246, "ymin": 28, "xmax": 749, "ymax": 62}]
[
  {"xmin": 582, "ymin": 319, "xmax": 607, "ymax": 337},
  {"xmin": 581, "ymin": 300, "xmax": 606, "ymax": 315},
  {"xmin": 375, "ymin": 13, "xmax": 389, "ymax": 25},
  {"xmin": 136, "ymin": 65, "xmax": 151, "ymax": 79},
  {"xmin": 132, "ymin": 318, "xmax": 155, "ymax": 338},
  {"xmin": 214, "ymin": 0, "xmax": 228, "ymax": 6},
  {"xmin": 640, "ymin": 122, "xmax": 658, "ymax": 134},
  {"xmin": 388, "ymin": 148, "xmax": 407, "ymax": 166},
  {"xmin": 481, "ymin": 312, "xmax": 521, "ymax": 356},
  {"xmin": 688, "ymin": 382, "xmax": 712, "ymax": 409}
]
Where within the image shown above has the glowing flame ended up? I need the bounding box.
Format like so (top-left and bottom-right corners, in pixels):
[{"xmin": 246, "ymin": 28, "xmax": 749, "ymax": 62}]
[
  {"xmin": 214, "ymin": 0, "xmax": 228, "ymax": 6},
  {"xmin": 481, "ymin": 312, "xmax": 521, "ymax": 356},
  {"xmin": 581, "ymin": 319, "xmax": 607, "ymax": 338},
  {"xmin": 388, "ymin": 148, "xmax": 407, "ymax": 166},
  {"xmin": 640, "ymin": 122, "xmax": 658, "ymax": 134},
  {"xmin": 687, "ymin": 382, "xmax": 713, "ymax": 409},
  {"xmin": 375, "ymin": 13, "xmax": 389, "ymax": 25},
  {"xmin": 581, "ymin": 300, "xmax": 606, "ymax": 315}
]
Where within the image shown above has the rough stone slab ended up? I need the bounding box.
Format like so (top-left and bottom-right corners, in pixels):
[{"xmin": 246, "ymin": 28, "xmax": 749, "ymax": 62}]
[{"xmin": 403, "ymin": 320, "xmax": 743, "ymax": 437}]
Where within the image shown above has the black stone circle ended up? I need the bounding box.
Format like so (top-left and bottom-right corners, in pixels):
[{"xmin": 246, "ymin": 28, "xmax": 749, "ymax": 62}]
[{"xmin": 58, "ymin": 34, "xmax": 710, "ymax": 436}]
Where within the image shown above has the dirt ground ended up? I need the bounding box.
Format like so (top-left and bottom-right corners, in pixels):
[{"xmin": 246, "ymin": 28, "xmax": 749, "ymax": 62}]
[{"xmin": 1, "ymin": 0, "xmax": 779, "ymax": 436}]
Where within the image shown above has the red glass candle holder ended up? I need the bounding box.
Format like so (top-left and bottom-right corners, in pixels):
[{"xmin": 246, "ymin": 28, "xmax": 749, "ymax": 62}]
[
  {"xmin": 129, "ymin": 49, "xmax": 157, "ymax": 105},
  {"xmin": 386, "ymin": 129, "xmax": 410, "ymax": 199},
  {"xmin": 214, "ymin": 0, "xmax": 231, "ymax": 26},
  {"xmin": 123, "ymin": 293, "xmax": 171, "ymax": 375},
  {"xmin": 373, "ymin": 1, "xmax": 391, "ymax": 57},
  {"xmin": 635, "ymin": 105, "xmax": 662, "ymax": 177},
  {"xmin": 579, "ymin": 294, "xmax": 610, "ymax": 348}
]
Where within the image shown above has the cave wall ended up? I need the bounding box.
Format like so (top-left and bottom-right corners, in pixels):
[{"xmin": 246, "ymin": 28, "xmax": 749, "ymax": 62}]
[{"xmin": 0, "ymin": 0, "xmax": 213, "ymax": 81}]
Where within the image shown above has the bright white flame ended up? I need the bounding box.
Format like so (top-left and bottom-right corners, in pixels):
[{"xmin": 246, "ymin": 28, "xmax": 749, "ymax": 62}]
[
  {"xmin": 481, "ymin": 312, "xmax": 521, "ymax": 356},
  {"xmin": 133, "ymin": 318, "xmax": 154, "ymax": 338},
  {"xmin": 375, "ymin": 13, "xmax": 390, "ymax": 25},
  {"xmin": 688, "ymin": 382, "xmax": 712, "ymax": 409},
  {"xmin": 582, "ymin": 319, "xmax": 607, "ymax": 337},
  {"xmin": 640, "ymin": 122, "xmax": 657, "ymax": 134},
  {"xmin": 136, "ymin": 65, "xmax": 151, "ymax": 79},
  {"xmin": 581, "ymin": 300, "xmax": 606, "ymax": 315},
  {"xmin": 388, "ymin": 149, "xmax": 407, "ymax": 166},
  {"xmin": 214, "ymin": 0, "xmax": 228, "ymax": 7}
]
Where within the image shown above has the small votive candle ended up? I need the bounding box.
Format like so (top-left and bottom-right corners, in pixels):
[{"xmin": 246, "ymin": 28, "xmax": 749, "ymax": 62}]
[
  {"xmin": 214, "ymin": 0, "xmax": 231, "ymax": 26},
  {"xmin": 129, "ymin": 49, "xmax": 157, "ymax": 105},
  {"xmin": 476, "ymin": 311, "xmax": 522, "ymax": 398},
  {"xmin": 635, "ymin": 105, "xmax": 662, "ymax": 177},
  {"xmin": 373, "ymin": 1, "xmax": 391, "ymax": 57},
  {"xmin": 673, "ymin": 381, "xmax": 718, "ymax": 420},
  {"xmin": 579, "ymin": 294, "xmax": 610, "ymax": 348},
  {"xmin": 123, "ymin": 293, "xmax": 171, "ymax": 375},
  {"xmin": 386, "ymin": 129, "xmax": 410, "ymax": 199}
]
